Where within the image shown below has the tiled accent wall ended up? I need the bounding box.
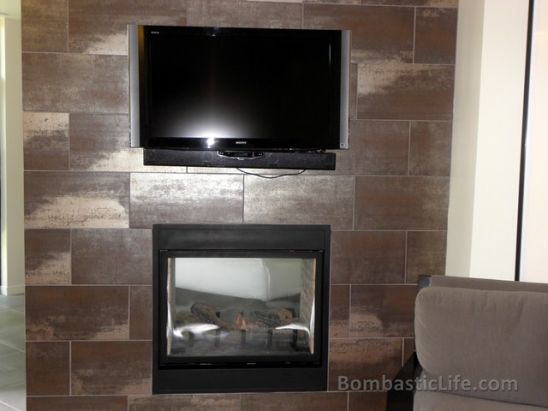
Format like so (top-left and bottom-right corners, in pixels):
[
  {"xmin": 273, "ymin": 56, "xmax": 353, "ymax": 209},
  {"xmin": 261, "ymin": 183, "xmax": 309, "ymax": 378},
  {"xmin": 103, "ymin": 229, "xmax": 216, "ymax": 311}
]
[{"xmin": 22, "ymin": 0, "xmax": 457, "ymax": 410}]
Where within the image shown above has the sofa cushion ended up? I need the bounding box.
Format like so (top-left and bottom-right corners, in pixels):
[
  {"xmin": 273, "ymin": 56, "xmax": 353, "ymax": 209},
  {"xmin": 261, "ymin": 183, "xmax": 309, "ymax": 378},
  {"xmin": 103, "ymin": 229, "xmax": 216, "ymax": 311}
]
[
  {"xmin": 415, "ymin": 286, "xmax": 548, "ymax": 408},
  {"xmin": 414, "ymin": 391, "xmax": 548, "ymax": 411}
]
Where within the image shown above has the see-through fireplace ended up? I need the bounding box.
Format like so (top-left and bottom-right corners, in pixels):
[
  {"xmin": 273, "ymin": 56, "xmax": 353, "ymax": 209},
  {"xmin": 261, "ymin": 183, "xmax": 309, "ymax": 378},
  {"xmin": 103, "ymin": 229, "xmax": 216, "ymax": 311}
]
[{"xmin": 153, "ymin": 224, "xmax": 330, "ymax": 393}]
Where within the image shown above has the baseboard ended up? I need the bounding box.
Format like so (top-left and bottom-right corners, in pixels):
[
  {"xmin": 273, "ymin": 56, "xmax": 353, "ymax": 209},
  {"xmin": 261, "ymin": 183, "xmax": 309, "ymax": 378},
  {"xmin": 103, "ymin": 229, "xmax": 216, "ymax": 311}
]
[{"xmin": 0, "ymin": 284, "xmax": 24, "ymax": 296}]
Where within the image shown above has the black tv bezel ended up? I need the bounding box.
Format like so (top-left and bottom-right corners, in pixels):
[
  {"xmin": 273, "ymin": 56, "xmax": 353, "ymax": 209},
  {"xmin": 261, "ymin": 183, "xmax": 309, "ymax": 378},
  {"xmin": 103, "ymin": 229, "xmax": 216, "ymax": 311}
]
[{"xmin": 132, "ymin": 25, "xmax": 348, "ymax": 153}]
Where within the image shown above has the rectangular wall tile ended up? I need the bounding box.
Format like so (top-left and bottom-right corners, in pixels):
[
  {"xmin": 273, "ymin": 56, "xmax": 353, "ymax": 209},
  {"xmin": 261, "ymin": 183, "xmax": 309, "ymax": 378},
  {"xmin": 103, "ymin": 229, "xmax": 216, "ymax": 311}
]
[
  {"xmin": 330, "ymin": 285, "xmax": 349, "ymax": 338},
  {"xmin": 409, "ymin": 121, "xmax": 452, "ymax": 176},
  {"xmin": 71, "ymin": 341, "xmax": 152, "ymax": 395},
  {"xmin": 355, "ymin": 176, "xmax": 449, "ymax": 230},
  {"xmin": 130, "ymin": 286, "xmax": 152, "ymax": 340},
  {"xmin": 415, "ymin": 8, "xmax": 458, "ymax": 64},
  {"xmin": 22, "ymin": 0, "xmax": 67, "ymax": 52},
  {"xmin": 26, "ymin": 286, "xmax": 129, "ymax": 340},
  {"xmin": 23, "ymin": 53, "xmax": 128, "ymax": 113},
  {"xmin": 349, "ymin": 285, "xmax": 416, "ymax": 337},
  {"xmin": 72, "ymin": 229, "xmax": 151, "ymax": 284},
  {"xmin": 244, "ymin": 175, "xmax": 354, "ymax": 229},
  {"xmin": 69, "ymin": 0, "xmax": 187, "ymax": 55},
  {"xmin": 331, "ymin": 231, "xmax": 406, "ymax": 284},
  {"xmin": 242, "ymin": 392, "xmax": 347, "ymax": 411},
  {"xmin": 357, "ymin": 63, "xmax": 454, "ymax": 120},
  {"xmin": 25, "ymin": 229, "xmax": 70, "ymax": 285},
  {"xmin": 406, "ymin": 230, "xmax": 447, "ymax": 282},
  {"xmin": 187, "ymin": 0, "xmax": 302, "ymax": 28},
  {"xmin": 25, "ymin": 172, "xmax": 129, "ymax": 229},
  {"xmin": 28, "ymin": 397, "xmax": 128, "ymax": 411},
  {"xmin": 130, "ymin": 173, "xmax": 243, "ymax": 228},
  {"xmin": 23, "ymin": 112, "xmax": 69, "ymax": 170},
  {"xmin": 129, "ymin": 394, "xmax": 241, "ymax": 411},
  {"xmin": 335, "ymin": 120, "xmax": 409, "ymax": 175},
  {"xmin": 349, "ymin": 392, "xmax": 387, "ymax": 411},
  {"xmin": 27, "ymin": 342, "xmax": 69, "ymax": 395},
  {"xmin": 69, "ymin": 113, "xmax": 186, "ymax": 173},
  {"xmin": 329, "ymin": 338, "xmax": 401, "ymax": 390},
  {"xmin": 304, "ymin": 5, "xmax": 414, "ymax": 62}
]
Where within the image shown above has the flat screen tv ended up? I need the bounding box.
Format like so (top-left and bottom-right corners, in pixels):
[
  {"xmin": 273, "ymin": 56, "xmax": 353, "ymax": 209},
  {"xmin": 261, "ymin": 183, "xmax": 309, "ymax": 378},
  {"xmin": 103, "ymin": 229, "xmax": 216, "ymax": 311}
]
[{"xmin": 129, "ymin": 25, "xmax": 350, "ymax": 154}]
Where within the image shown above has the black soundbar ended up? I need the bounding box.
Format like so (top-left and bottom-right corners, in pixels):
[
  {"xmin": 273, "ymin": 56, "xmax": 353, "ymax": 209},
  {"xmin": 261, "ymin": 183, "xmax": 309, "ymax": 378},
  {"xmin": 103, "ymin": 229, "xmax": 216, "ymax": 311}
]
[{"xmin": 143, "ymin": 149, "xmax": 336, "ymax": 170}]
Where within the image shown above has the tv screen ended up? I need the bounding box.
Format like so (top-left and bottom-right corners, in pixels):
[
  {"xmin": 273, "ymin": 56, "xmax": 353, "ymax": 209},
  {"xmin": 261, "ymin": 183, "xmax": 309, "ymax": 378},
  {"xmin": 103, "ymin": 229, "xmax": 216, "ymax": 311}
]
[{"xmin": 131, "ymin": 25, "xmax": 349, "ymax": 152}]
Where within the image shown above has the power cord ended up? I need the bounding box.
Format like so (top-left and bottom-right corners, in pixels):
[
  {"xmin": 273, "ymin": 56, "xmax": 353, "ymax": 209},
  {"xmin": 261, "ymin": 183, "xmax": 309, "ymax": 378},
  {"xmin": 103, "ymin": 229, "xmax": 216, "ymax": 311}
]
[{"xmin": 236, "ymin": 168, "xmax": 306, "ymax": 179}]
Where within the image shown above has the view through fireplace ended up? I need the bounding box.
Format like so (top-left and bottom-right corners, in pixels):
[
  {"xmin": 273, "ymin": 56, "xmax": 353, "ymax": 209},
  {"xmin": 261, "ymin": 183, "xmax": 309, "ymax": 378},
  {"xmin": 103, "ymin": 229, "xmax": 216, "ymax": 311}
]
[{"xmin": 153, "ymin": 224, "xmax": 330, "ymax": 393}]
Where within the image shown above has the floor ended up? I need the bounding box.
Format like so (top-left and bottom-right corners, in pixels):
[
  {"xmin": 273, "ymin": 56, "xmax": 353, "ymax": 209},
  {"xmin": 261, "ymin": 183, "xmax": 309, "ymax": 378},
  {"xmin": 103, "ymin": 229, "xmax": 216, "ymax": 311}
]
[{"xmin": 0, "ymin": 295, "xmax": 25, "ymax": 411}]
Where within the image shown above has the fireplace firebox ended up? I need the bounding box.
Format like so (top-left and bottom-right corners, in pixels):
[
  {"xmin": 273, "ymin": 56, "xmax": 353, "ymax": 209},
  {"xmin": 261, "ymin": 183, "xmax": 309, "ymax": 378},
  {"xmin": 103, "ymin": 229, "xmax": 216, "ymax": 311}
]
[{"xmin": 153, "ymin": 224, "xmax": 330, "ymax": 394}]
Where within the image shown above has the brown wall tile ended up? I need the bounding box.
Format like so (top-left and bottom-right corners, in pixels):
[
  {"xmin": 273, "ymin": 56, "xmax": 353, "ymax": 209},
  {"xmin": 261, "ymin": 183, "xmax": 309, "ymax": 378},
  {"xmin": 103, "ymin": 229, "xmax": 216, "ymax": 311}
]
[
  {"xmin": 129, "ymin": 394, "xmax": 241, "ymax": 411},
  {"xmin": 336, "ymin": 121, "xmax": 409, "ymax": 175},
  {"xmin": 244, "ymin": 175, "xmax": 354, "ymax": 229},
  {"xmin": 357, "ymin": 63, "xmax": 454, "ymax": 120},
  {"xmin": 69, "ymin": 114, "xmax": 185, "ymax": 172},
  {"xmin": 130, "ymin": 286, "xmax": 152, "ymax": 340},
  {"xmin": 25, "ymin": 229, "xmax": 70, "ymax": 285},
  {"xmin": 72, "ymin": 229, "xmax": 151, "ymax": 284},
  {"xmin": 25, "ymin": 172, "xmax": 130, "ymax": 229},
  {"xmin": 348, "ymin": 392, "xmax": 387, "ymax": 411},
  {"xmin": 415, "ymin": 8, "xmax": 458, "ymax": 64},
  {"xmin": 23, "ymin": 112, "xmax": 69, "ymax": 170},
  {"xmin": 130, "ymin": 173, "xmax": 243, "ymax": 228},
  {"xmin": 26, "ymin": 286, "xmax": 129, "ymax": 340},
  {"xmin": 304, "ymin": 4, "xmax": 414, "ymax": 62},
  {"xmin": 22, "ymin": 0, "xmax": 67, "ymax": 52},
  {"xmin": 331, "ymin": 231, "xmax": 406, "ymax": 284},
  {"xmin": 330, "ymin": 285, "xmax": 349, "ymax": 338},
  {"xmin": 406, "ymin": 230, "xmax": 447, "ymax": 282},
  {"xmin": 71, "ymin": 341, "xmax": 152, "ymax": 395},
  {"xmin": 187, "ymin": 0, "xmax": 302, "ymax": 28},
  {"xmin": 27, "ymin": 342, "xmax": 69, "ymax": 395},
  {"xmin": 329, "ymin": 338, "xmax": 401, "ymax": 390},
  {"xmin": 409, "ymin": 121, "xmax": 452, "ymax": 176},
  {"xmin": 23, "ymin": 53, "xmax": 128, "ymax": 113},
  {"xmin": 350, "ymin": 285, "xmax": 416, "ymax": 337},
  {"xmin": 355, "ymin": 176, "xmax": 449, "ymax": 230},
  {"xmin": 28, "ymin": 396, "xmax": 128, "ymax": 411},
  {"xmin": 242, "ymin": 392, "xmax": 347, "ymax": 411},
  {"xmin": 69, "ymin": 113, "xmax": 129, "ymax": 170},
  {"xmin": 69, "ymin": 0, "xmax": 187, "ymax": 55}
]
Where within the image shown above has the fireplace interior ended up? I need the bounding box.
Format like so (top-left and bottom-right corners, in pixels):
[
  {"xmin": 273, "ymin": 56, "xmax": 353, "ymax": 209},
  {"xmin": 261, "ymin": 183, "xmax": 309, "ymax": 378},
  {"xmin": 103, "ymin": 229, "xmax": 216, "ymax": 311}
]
[{"xmin": 153, "ymin": 225, "xmax": 330, "ymax": 393}]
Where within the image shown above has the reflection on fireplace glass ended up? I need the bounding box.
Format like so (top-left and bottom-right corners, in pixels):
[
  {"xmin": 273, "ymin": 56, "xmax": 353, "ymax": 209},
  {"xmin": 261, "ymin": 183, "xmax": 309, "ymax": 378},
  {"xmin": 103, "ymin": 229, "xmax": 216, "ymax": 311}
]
[{"xmin": 166, "ymin": 257, "xmax": 316, "ymax": 358}]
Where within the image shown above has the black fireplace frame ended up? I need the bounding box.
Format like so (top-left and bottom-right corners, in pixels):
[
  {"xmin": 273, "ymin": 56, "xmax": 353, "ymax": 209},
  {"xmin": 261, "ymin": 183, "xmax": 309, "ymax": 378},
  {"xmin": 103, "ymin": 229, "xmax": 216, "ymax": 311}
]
[{"xmin": 152, "ymin": 224, "xmax": 330, "ymax": 394}]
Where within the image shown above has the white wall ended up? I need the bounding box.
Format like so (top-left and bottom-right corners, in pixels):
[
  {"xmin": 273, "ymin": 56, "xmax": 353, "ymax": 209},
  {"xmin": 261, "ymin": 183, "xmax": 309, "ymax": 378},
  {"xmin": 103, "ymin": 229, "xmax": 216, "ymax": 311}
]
[
  {"xmin": 520, "ymin": 0, "xmax": 548, "ymax": 283},
  {"xmin": 446, "ymin": 0, "xmax": 529, "ymax": 280},
  {"xmin": 445, "ymin": 0, "xmax": 485, "ymax": 277},
  {"xmin": 0, "ymin": 1, "xmax": 25, "ymax": 295}
]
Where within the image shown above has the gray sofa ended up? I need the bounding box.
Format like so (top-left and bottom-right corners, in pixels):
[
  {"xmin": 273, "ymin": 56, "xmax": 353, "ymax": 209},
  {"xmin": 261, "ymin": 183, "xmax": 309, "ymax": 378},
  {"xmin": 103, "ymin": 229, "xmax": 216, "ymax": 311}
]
[{"xmin": 404, "ymin": 276, "xmax": 548, "ymax": 411}]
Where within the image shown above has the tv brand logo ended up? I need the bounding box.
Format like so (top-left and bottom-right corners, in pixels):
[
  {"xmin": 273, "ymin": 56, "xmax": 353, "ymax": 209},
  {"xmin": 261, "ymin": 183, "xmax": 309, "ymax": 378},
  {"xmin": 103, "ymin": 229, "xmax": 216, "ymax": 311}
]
[{"xmin": 235, "ymin": 141, "xmax": 247, "ymax": 145}]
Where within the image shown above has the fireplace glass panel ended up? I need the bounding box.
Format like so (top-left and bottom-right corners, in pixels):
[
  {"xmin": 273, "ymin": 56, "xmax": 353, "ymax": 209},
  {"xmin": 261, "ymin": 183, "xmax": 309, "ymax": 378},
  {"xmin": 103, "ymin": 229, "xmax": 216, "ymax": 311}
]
[{"xmin": 166, "ymin": 257, "xmax": 316, "ymax": 358}]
